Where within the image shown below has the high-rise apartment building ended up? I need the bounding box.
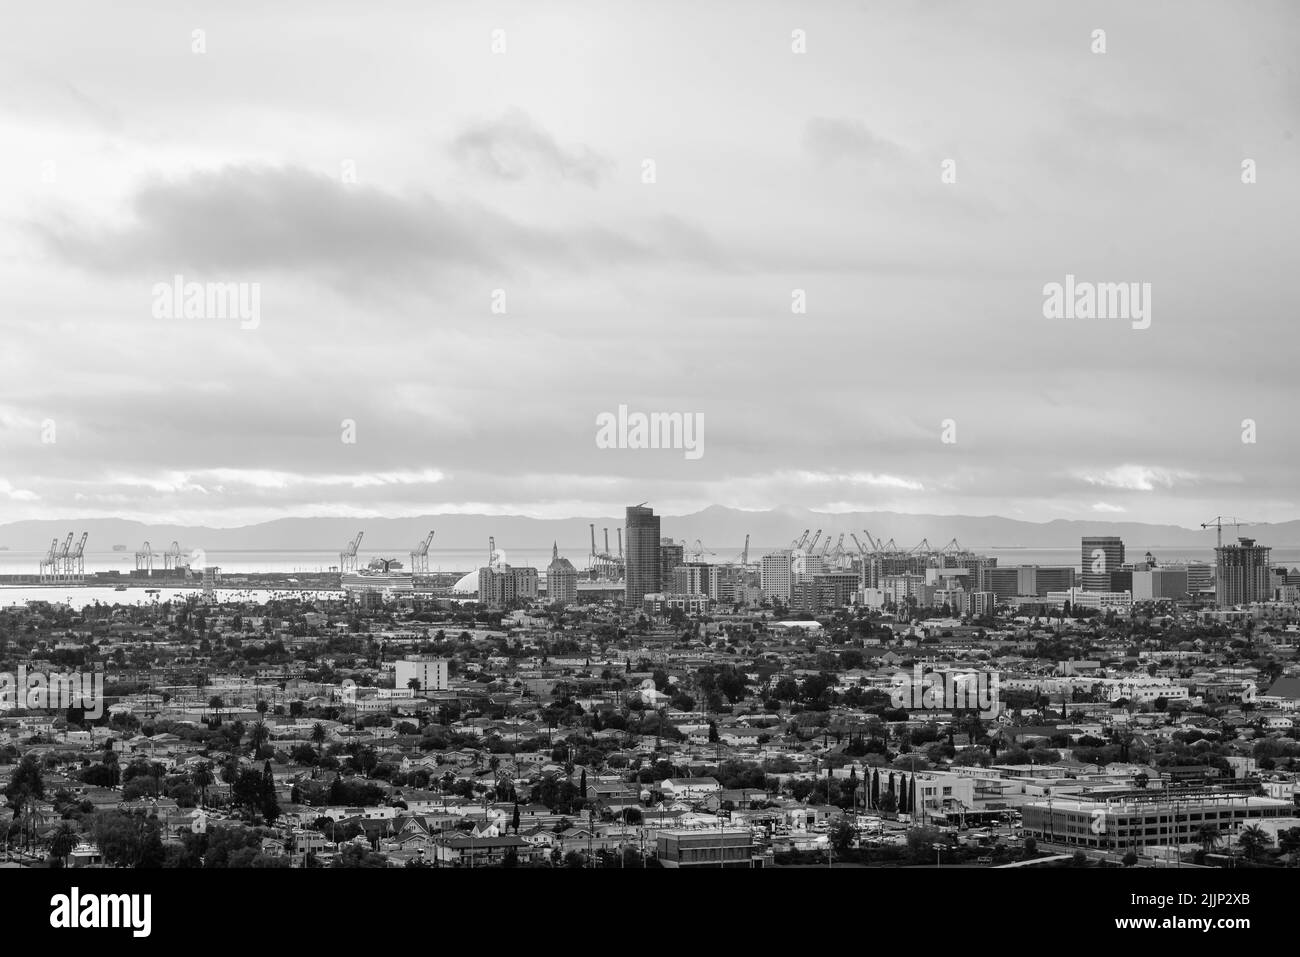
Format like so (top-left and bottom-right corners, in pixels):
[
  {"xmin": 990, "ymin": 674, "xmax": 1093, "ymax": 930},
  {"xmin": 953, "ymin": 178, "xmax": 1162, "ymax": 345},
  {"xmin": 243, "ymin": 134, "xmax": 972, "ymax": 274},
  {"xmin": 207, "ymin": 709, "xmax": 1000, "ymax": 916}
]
[
  {"xmin": 1216, "ymin": 537, "xmax": 1272, "ymax": 606},
  {"xmin": 1081, "ymin": 536, "xmax": 1125, "ymax": 591},
  {"xmin": 659, "ymin": 538, "xmax": 685, "ymax": 587},
  {"xmin": 625, "ymin": 505, "xmax": 662, "ymax": 604},
  {"xmin": 478, "ymin": 565, "xmax": 539, "ymax": 609},
  {"xmin": 546, "ymin": 543, "xmax": 578, "ymax": 606}
]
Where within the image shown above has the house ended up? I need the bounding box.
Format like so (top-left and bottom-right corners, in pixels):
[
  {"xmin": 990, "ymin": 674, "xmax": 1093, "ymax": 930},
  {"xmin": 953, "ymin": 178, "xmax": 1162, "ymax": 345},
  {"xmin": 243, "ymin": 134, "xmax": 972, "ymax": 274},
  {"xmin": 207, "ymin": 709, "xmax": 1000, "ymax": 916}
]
[
  {"xmin": 660, "ymin": 777, "xmax": 722, "ymax": 801},
  {"xmin": 432, "ymin": 833, "xmax": 542, "ymax": 866}
]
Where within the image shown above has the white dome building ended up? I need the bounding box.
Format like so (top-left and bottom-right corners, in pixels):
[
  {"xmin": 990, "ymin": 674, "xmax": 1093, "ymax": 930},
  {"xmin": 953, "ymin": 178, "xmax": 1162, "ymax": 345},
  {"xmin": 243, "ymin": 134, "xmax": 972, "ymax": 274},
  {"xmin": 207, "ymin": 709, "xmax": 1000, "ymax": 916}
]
[{"xmin": 452, "ymin": 569, "xmax": 481, "ymax": 595}]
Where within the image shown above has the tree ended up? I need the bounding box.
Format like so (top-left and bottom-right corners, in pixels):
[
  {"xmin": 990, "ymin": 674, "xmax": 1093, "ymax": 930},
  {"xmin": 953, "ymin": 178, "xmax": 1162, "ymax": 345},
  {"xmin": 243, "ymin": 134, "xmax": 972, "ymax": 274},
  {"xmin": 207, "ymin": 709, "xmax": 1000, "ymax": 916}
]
[
  {"xmin": 1196, "ymin": 823, "xmax": 1221, "ymax": 855},
  {"xmin": 1238, "ymin": 825, "xmax": 1272, "ymax": 862},
  {"xmin": 191, "ymin": 762, "xmax": 214, "ymax": 808},
  {"xmin": 4, "ymin": 754, "xmax": 45, "ymax": 810},
  {"xmin": 249, "ymin": 720, "xmax": 270, "ymax": 757},
  {"xmin": 828, "ymin": 819, "xmax": 856, "ymax": 854},
  {"xmin": 261, "ymin": 760, "xmax": 280, "ymax": 825},
  {"xmin": 49, "ymin": 822, "xmax": 79, "ymax": 867}
]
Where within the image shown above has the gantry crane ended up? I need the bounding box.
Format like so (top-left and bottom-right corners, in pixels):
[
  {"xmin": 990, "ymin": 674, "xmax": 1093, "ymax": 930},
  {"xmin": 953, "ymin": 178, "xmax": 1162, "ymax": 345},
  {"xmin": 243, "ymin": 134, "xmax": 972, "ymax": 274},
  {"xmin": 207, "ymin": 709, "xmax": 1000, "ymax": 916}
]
[
  {"xmin": 65, "ymin": 532, "xmax": 88, "ymax": 583},
  {"xmin": 39, "ymin": 538, "xmax": 60, "ymax": 583},
  {"xmin": 135, "ymin": 541, "xmax": 154, "ymax": 575},
  {"xmin": 164, "ymin": 540, "xmax": 183, "ymax": 571},
  {"xmin": 410, "ymin": 531, "xmax": 435, "ymax": 578},
  {"xmin": 339, "ymin": 532, "xmax": 364, "ymax": 573}
]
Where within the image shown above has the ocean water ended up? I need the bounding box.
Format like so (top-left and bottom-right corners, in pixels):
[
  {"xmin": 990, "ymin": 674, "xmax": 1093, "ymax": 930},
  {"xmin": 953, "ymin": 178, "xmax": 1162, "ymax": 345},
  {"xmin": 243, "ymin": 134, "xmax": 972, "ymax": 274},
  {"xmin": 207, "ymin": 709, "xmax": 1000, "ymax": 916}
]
[
  {"xmin": 1, "ymin": 544, "xmax": 1297, "ymax": 577},
  {"xmin": 0, "ymin": 586, "xmax": 343, "ymax": 611}
]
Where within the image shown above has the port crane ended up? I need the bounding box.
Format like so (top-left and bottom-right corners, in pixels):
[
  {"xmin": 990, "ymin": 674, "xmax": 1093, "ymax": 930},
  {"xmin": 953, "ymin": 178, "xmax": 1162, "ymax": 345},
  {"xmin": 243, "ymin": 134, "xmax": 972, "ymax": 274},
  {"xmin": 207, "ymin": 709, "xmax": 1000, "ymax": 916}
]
[
  {"xmin": 65, "ymin": 533, "xmax": 88, "ymax": 583},
  {"xmin": 164, "ymin": 540, "xmax": 184, "ymax": 571},
  {"xmin": 38, "ymin": 538, "xmax": 60, "ymax": 583},
  {"xmin": 687, "ymin": 539, "xmax": 716, "ymax": 562},
  {"xmin": 1201, "ymin": 516, "xmax": 1253, "ymax": 549},
  {"xmin": 339, "ymin": 532, "xmax": 364, "ymax": 573},
  {"xmin": 135, "ymin": 541, "xmax": 154, "ymax": 575},
  {"xmin": 410, "ymin": 531, "xmax": 435, "ymax": 578},
  {"xmin": 735, "ymin": 534, "xmax": 750, "ymax": 566}
]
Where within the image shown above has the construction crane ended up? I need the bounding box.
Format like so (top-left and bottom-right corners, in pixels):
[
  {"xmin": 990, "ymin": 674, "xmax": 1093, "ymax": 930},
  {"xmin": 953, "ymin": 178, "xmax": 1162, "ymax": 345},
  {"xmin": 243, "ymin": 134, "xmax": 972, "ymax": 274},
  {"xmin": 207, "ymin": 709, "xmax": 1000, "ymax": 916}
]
[
  {"xmin": 39, "ymin": 538, "xmax": 60, "ymax": 583},
  {"xmin": 135, "ymin": 541, "xmax": 154, "ymax": 575},
  {"xmin": 1201, "ymin": 516, "xmax": 1253, "ymax": 550},
  {"xmin": 66, "ymin": 533, "xmax": 88, "ymax": 583},
  {"xmin": 339, "ymin": 532, "xmax": 364, "ymax": 573},
  {"xmin": 410, "ymin": 531, "xmax": 435, "ymax": 578}
]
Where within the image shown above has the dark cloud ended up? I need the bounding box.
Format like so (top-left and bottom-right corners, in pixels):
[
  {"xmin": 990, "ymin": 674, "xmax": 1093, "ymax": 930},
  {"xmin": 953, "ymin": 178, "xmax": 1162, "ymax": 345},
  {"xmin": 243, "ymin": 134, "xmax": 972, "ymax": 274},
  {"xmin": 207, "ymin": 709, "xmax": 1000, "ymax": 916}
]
[
  {"xmin": 449, "ymin": 108, "xmax": 611, "ymax": 186},
  {"xmin": 32, "ymin": 165, "xmax": 735, "ymax": 289},
  {"xmin": 803, "ymin": 117, "xmax": 906, "ymax": 165}
]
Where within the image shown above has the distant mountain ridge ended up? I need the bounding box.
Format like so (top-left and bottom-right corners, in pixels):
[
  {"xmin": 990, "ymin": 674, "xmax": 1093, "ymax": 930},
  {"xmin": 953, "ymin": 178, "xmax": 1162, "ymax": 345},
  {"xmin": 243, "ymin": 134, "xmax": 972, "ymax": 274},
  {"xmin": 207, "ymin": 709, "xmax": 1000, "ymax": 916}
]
[{"xmin": 0, "ymin": 506, "xmax": 1295, "ymax": 551}]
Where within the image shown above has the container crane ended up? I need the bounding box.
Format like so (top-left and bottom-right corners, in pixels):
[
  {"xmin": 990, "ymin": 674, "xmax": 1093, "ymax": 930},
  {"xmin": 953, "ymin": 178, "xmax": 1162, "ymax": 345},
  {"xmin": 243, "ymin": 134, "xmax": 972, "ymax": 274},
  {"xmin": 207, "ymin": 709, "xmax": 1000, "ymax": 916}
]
[
  {"xmin": 39, "ymin": 538, "xmax": 60, "ymax": 583},
  {"xmin": 410, "ymin": 531, "xmax": 435, "ymax": 578},
  {"xmin": 135, "ymin": 541, "xmax": 154, "ymax": 575},
  {"xmin": 66, "ymin": 532, "xmax": 88, "ymax": 582},
  {"xmin": 339, "ymin": 532, "xmax": 364, "ymax": 573}
]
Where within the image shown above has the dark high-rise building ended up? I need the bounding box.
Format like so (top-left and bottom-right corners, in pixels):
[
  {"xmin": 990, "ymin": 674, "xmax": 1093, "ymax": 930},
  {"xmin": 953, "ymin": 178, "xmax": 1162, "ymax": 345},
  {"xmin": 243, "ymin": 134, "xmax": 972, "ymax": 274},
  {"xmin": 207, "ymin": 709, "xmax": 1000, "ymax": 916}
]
[
  {"xmin": 1081, "ymin": 536, "xmax": 1125, "ymax": 591},
  {"xmin": 660, "ymin": 538, "xmax": 684, "ymax": 585},
  {"xmin": 625, "ymin": 505, "xmax": 661, "ymax": 605},
  {"xmin": 1216, "ymin": 537, "xmax": 1271, "ymax": 606}
]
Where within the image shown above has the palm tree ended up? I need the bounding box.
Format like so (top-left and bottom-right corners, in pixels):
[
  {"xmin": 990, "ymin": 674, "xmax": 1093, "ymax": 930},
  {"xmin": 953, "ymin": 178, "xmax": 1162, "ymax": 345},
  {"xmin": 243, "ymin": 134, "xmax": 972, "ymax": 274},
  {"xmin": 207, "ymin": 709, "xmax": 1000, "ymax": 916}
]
[
  {"xmin": 311, "ymin": 722, "xmax": 327, "ymax": 760},
  {"xmin": 1238, "ymin": 825, "xmax": 1272, "ymax": 863},
  {"xmin": 191, "ymin": 762, "xmax": 214, "ymax": 808},
  {"xmin": 249, "ymin": 720, "xmax": 270, "ymax": 757},
  {"xmin": 49, "ymin": 822, "xmax": 78, "ymax": 867},
  {"xmin": 1196, "ymin": 823, "xmax": 1222, "ymax": 855}
]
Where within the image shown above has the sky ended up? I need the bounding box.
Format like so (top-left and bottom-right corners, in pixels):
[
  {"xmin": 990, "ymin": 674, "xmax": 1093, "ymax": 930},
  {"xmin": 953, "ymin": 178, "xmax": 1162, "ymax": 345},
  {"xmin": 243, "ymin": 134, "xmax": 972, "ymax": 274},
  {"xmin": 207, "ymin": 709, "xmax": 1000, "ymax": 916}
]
[{"xmin": 1, "ymin": 0, "xmax": 1298, "ymax": 528}]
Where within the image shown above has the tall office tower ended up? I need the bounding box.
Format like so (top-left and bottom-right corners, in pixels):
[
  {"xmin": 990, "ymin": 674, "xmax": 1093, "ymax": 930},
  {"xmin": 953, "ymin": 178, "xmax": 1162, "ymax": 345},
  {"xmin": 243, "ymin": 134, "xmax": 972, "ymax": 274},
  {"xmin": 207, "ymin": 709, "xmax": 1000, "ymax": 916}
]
[
  {"xmin": 625, "ymin": 505, "xmax": 662, "ymax": 604},
  {"xmin": 1216, "ymin": 537, "xmax": 1272, "ymax": 606},
  {"xmin": 1185, "ymin": 562, "xmax": 1213, "ymax": 595},
  {"xmin": 660, "ymin": 538, "xmax": 684, "ymax": 585},
  {"xmin": 1081, "ymin": 536, "xmax": 1125, "ymax": 591},
  {"xmin": 546, "ymin": 542, "xmax": 578, "ymax": 606},
  {"xmin": 1035, "ymin": 566, "xmax": 1076, "ymax": 594},
  {"xmin": 761, "ymin": 550, "xmax": 794, "ymax": 601}
]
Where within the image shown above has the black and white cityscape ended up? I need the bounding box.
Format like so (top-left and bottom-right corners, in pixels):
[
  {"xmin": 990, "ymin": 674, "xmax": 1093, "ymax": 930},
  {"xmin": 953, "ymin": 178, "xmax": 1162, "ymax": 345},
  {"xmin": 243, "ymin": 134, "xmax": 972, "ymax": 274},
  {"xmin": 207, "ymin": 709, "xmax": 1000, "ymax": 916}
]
[{"xmin": 0, "ymin": 0, "xmax": 1296, "ymax": 933}]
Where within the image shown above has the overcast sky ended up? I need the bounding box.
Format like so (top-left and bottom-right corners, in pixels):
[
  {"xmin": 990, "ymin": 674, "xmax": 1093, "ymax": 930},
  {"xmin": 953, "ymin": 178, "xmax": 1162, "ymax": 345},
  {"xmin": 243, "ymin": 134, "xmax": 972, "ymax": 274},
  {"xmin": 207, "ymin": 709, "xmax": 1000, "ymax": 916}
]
[{"xmin": 1, "ymin": 0, "xmax": 1297, "ymax": 528}]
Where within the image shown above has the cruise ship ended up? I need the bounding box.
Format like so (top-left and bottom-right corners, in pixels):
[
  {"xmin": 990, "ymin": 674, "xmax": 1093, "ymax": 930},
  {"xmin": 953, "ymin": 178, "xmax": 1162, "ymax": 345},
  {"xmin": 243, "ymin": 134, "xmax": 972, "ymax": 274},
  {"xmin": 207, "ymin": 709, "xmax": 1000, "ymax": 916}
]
[{"xmin": 341, "ymin": 557, "xmax": 414, "ymax": 595}]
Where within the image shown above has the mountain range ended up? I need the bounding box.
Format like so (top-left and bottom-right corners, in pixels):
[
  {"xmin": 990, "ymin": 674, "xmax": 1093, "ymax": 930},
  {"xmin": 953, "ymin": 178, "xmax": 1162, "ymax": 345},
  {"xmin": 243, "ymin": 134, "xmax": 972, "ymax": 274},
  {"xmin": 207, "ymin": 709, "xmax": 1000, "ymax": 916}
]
[{"xmin": 0, "ymin": 506, "xmax": 1289, "ymax": 552}]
